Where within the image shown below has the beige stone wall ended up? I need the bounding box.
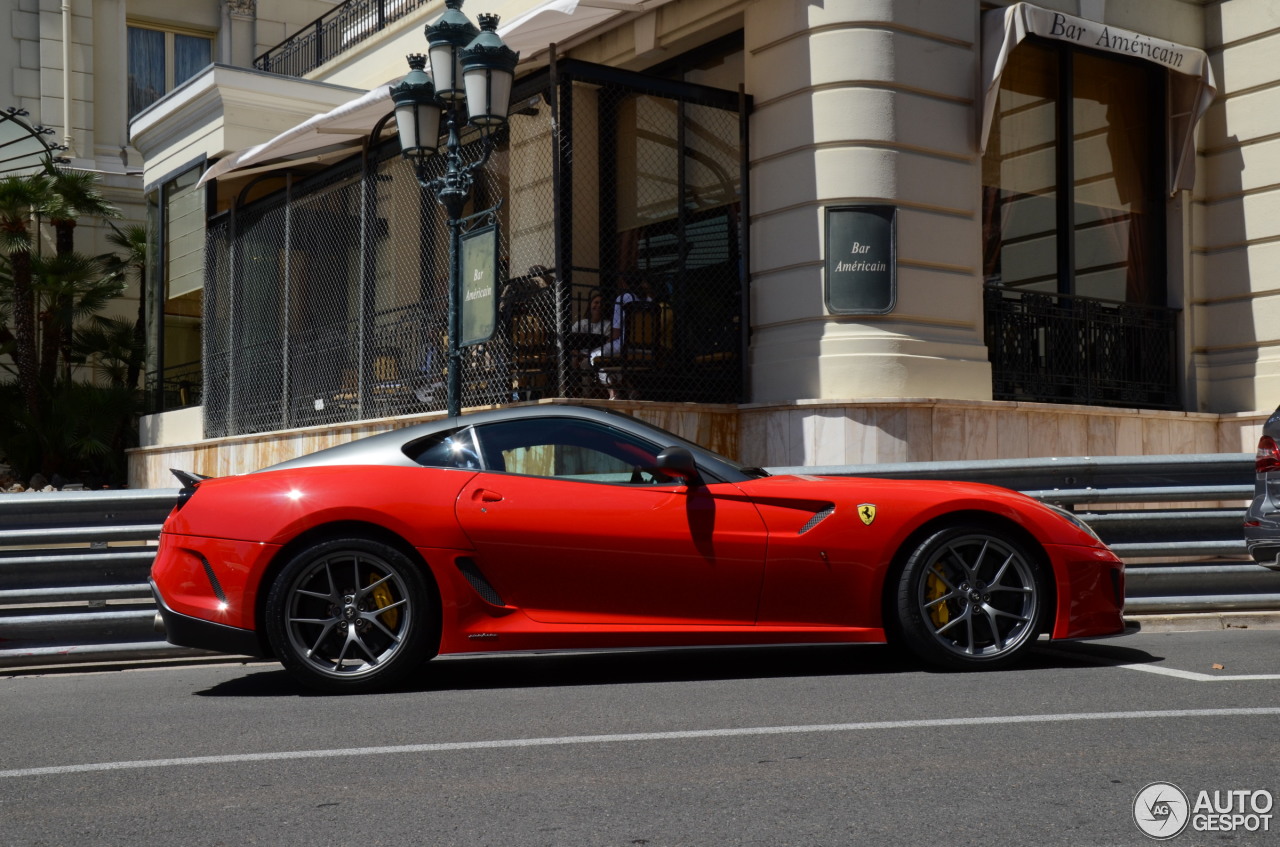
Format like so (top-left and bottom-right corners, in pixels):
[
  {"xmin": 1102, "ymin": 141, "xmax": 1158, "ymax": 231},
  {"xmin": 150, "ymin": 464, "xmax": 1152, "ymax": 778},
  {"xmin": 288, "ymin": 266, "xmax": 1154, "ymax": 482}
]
[
  {"xmin": 255, "ymin": 0, "xmax": 342, "ymax": 60},
  {"xmin": 130, "ymin": 398, "xmax": 1265, "ymax": 489},
  {"xmin": 739, "ymin": 400, "xmax": 1263, "ymax": 468},
  {"xmin": 742, "ymin": 1, "xmax": 992, "ymax": 405},
  {"xmin": 1197, "ymin": 0, "xmax": 1280, "ymax": 415}
]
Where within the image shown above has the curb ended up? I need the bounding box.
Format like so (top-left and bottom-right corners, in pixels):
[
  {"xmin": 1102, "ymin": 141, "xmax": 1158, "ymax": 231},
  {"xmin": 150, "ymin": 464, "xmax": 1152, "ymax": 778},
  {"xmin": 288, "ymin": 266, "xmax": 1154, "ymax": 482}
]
[{"xmin": 1126, "ymin": 611, "xmax": 1280, "ymax": 632}]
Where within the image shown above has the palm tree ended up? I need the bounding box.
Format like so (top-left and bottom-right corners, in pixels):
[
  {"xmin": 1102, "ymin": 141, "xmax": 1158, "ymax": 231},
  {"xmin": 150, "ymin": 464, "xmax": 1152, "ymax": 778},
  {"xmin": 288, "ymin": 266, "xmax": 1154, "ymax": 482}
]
[
  {"xmin": 0, "ymin": 171, "xmax": 51, "ymax": 418},
  {"xmin": 102, "ymin": 223, "xmax": 148, "ymax": 390},
  {"xmin": 40, "ymin": 162, "xmax": 120, "ymax": 384},
  {"xmin": 42, "ymin": 161, "xmax": 119, "ymax": 257},
  {"xmin": 32, "ymin": 252, "xmax": 124, "ymax": 384}
]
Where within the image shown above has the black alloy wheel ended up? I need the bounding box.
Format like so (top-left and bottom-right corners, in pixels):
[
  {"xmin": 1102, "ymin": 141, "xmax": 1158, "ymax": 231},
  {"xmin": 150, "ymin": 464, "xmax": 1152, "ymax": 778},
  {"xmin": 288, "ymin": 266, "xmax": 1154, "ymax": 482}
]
[
  {"xmin": 265, "ymin": 537, "xmax": 435, "ymax": 693},
  {"xmin": 894, "ymin": 526, "xmax": 1046, "ymax": 670}
]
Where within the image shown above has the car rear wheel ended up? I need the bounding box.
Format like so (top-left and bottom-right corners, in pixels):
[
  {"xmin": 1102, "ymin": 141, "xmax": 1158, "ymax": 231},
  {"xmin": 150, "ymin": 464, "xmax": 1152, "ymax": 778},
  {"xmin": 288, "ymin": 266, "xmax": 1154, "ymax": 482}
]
[
  {"xmin": 894, "ymin": 526, "xmax": 1046, "ymax": 670},
  {"xmin": 265, "ymin": 538, "xmax": 434, "ymax": 693}
]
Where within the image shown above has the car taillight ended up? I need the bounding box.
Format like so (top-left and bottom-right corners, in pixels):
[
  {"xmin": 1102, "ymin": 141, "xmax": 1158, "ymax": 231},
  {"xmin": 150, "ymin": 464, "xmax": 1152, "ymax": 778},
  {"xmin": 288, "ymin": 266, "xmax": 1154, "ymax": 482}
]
[{"xmin": 1256, "ymin": 436, "xmax": 1280, "ymax": 475}]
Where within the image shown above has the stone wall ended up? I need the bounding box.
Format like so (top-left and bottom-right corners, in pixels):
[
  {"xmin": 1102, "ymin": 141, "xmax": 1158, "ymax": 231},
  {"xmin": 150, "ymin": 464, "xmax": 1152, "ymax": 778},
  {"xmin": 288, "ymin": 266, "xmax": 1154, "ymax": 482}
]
[{"xmin": 128, "ymin": 398, "xmax": 1269, "ymax": 488}]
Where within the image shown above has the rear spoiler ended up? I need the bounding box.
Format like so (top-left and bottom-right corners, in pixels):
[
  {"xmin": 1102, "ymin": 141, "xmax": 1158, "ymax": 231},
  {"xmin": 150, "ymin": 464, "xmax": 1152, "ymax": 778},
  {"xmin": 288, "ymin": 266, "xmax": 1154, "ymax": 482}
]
[{"xmin": 170, "ymin": 468, "xmax": 212, "ymax": 512}]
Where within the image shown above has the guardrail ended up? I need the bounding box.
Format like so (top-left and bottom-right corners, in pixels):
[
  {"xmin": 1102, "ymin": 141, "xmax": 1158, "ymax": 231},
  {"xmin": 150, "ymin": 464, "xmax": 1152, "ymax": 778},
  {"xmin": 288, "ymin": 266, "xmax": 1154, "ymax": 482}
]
[
  {"xmin": 0, "ymin": 453, "xmax": 1270, "ymax": 668},
  {"xmin": 774, "ymin": 452, "xmax": 1269, "ymax": 615},
  {"xmin": 0, "ymin": 489, "xmax": 186, "ymax": 668}
]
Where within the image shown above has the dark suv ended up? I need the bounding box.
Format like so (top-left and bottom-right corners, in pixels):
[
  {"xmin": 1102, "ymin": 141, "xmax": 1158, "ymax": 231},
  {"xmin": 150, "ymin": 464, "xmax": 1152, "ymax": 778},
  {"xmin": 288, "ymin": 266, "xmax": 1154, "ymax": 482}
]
[{"xmin": 1244, "ymin": 406, "xmax": 1280, "ymax": 570}]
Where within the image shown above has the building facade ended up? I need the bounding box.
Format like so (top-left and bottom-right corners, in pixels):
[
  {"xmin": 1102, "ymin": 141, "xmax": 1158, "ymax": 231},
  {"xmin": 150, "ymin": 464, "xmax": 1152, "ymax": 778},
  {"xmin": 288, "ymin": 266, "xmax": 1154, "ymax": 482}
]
[
  {"xmin": 1, "ymin": 0, "xmax": 338, "ymax": 398},
  {"xmin": 127, "ymin": 0, "xmax": 1280, "ymax": 486}
]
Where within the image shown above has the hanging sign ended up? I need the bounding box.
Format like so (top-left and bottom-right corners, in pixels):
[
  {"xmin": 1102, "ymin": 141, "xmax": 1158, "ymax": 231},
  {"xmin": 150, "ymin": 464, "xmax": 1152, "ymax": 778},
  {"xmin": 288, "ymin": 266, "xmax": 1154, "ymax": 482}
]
[
  {"xmin": 460, "ymin": 223, "xmax": 498, "ymax": 347},
  {"xmin": 825, "ymin": 205, "xmax": 896, "ymax": 315}
]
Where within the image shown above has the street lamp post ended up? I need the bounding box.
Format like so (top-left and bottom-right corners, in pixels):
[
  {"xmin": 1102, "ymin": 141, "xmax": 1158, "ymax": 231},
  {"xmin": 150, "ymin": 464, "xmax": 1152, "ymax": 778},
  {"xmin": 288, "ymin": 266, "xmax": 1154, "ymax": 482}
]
[{"xmin": 390, "ymin": 0, "xmax": 518, "ymax": 418}]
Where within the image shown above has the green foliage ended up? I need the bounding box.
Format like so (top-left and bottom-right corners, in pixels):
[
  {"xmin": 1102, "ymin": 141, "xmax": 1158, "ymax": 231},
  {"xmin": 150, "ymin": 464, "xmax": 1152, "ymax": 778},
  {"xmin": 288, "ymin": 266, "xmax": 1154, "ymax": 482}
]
[
  {"xmin": 0, "ymin": 380, "xmax": 137, "ymax": 485},
  {"xmin": 0, "ymin": 161, "xmax": 145, "ymax": 486},
  {"xmin": 74, "ymin": 315, "xmax": 145, "ymax": 388}
]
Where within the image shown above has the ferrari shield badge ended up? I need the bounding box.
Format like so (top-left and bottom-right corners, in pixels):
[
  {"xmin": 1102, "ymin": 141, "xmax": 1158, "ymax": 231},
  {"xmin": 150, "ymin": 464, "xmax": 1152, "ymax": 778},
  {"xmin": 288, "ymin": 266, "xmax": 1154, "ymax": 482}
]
[{"xmin": 858, "ymin": 503, "xmax": 877, "ymax": 526}]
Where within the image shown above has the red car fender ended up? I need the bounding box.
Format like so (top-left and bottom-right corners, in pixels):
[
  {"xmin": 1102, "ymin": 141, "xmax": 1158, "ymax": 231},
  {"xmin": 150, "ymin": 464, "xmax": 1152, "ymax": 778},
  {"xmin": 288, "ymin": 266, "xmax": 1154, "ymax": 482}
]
[
  {"xmin": 165, "ymin": 465, "xmax": 480, "ymax": 551},
  {"xmin": 734, "ymin": 475, "xmax": 1111, "ymax": 632}
]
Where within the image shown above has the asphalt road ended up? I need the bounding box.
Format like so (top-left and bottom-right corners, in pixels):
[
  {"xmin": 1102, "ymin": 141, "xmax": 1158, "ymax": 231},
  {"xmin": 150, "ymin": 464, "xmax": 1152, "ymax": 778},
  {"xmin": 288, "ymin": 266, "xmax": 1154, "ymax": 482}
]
[{"xmin": 2, "ymin": 628, "xmax": 1279, "ymax": 847}]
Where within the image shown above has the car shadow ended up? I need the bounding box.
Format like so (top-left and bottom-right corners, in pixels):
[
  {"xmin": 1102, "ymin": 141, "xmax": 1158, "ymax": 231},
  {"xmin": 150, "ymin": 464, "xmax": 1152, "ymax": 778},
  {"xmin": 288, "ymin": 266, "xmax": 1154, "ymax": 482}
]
[{"xmin": 194, "ymin": 638, "xmax": 1162, "ymax": 698}]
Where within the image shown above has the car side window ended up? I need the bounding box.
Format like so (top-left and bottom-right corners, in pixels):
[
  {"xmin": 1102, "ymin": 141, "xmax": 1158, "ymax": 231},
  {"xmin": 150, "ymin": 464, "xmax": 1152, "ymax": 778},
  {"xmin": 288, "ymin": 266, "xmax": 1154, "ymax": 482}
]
[
  {"xmin": 471, "ymin": 418, "xmax": 674, "ymax": 484},
  {"xmin": 403, "ymin": 428, "xmax": 483, "ymax": 469}
]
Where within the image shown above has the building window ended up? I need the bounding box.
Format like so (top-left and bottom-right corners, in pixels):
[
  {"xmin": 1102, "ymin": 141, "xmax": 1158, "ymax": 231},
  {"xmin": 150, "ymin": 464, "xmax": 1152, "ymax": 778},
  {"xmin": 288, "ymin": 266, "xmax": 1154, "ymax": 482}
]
[
  {"xmin": 128, "ymin": 25, "xmax": 213, "ymax": 118},
  {"xmin": 145, "ymin": 163, "xmax": 206, "ymax": 411},
  {"xmin": 982, "ymin": 39, "xmax": 1166, "ymax": 305},
  {"xmin": 982, "ymin": 38, "xmax": 1178, "ymax": 410}
]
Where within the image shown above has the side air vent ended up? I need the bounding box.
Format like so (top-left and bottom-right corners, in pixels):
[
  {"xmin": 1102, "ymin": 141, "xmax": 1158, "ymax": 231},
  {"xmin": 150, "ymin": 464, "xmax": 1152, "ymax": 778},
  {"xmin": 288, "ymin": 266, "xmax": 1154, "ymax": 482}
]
[
  {"xmin": 456, "ymin": 558, "xmax": 506, "ymax": 606},
  {"xmin": 197, "ymin": 552, "xmax": 227, "ymax": 603},
  {"xmin": 798, "ymin": 505, "xmax": 835, "ymax": 535}
]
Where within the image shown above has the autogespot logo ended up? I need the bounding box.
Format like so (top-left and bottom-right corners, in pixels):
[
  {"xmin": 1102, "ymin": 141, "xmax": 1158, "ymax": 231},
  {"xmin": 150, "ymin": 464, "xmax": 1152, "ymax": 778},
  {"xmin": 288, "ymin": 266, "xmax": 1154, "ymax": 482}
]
[
  {"xmin": 1134, "ymin": 783, "xmax": 1276, "ymax": 838},
  {"xmin": 1134, "ymin": 782, "xmax": 1190, "ymax": 840}
]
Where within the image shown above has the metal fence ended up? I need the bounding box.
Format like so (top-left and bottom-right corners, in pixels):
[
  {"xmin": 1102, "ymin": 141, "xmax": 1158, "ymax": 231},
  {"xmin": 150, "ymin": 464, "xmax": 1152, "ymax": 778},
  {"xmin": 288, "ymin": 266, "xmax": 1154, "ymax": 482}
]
[
  {"xmin": 0, "ymin": 452, "xmax": 1272, "ymax": 668},
  {"xmin": 204, "ymin": 60, "xmax": 748, "ymax": 439},
  {"xmin": 254, "ymin": 0, "xmax": 431, "ymax": 78},
  {"xmin": 778, "ymin": 452, "xmax": 1272, "ymax": 615},
  {"xmin": 985, "ymin": 285, "xmax": 1180, "ymax": 410}
]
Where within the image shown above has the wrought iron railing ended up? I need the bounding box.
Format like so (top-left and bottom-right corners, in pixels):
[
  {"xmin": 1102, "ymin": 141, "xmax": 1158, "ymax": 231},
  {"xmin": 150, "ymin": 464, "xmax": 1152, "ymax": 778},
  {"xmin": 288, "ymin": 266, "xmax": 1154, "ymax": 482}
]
[
  {"xmin": 254, "ymin": 0, "xmax": 431, "ymax": 77},
  {"xmin": 984, "ymin": 286, "xmax": 1180, "ymax": 410},
  {"xmin": 145, "ymin": 359, "xmax": 203, "ymax": 413}
]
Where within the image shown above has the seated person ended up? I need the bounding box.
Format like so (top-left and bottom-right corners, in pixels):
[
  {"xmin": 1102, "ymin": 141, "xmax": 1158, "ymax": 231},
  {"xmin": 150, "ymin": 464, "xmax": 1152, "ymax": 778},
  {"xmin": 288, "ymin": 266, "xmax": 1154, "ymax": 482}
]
[{"xmin": 589, "ymin": 274, "xmax": 654, "ymax": 398}]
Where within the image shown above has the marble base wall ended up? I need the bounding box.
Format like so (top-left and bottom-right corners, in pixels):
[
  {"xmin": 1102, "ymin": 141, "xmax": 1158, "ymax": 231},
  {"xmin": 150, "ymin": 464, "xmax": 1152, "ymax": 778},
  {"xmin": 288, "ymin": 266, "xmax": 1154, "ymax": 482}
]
[{"xmin": 129, "ymin": 399, "xmax": 1270, "ymax": 489}]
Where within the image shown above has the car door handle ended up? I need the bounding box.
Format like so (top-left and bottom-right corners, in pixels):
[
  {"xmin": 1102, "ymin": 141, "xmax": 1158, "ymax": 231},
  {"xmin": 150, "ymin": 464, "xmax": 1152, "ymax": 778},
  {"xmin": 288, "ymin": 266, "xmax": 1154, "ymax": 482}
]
[{"xmin": 472, "ymin": 489, "xmax": 503, "ymax": 503}]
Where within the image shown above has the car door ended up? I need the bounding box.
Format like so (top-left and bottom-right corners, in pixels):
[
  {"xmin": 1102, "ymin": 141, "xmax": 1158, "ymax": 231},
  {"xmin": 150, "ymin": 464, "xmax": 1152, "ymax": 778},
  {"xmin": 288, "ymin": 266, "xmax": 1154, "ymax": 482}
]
[{"xmin": 452, "ymin": 417, "xmax": 768, "ymax": 625}]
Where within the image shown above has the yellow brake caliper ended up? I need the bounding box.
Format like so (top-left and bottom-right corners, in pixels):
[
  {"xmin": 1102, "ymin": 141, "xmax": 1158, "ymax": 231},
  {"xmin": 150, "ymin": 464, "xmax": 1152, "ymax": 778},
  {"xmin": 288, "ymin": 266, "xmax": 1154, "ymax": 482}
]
[
  {"xmin": 368, "ymin": 572, "xmax": 399, "ymax": 630},
  {"xmin": 925, "ymin": 569, "xmax": 950, "ymax": 627}
]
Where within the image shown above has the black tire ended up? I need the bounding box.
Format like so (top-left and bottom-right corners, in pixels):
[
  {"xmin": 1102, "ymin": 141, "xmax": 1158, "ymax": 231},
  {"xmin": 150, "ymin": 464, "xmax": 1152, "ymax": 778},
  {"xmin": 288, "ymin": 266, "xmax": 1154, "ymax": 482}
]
[
  {"xmin": 265, "ymin": 537, "xmax": 435, "ymax": 693},
  {"xmin": 893, "ymin": 526, "xmax": 1046, "ymax": 670}
]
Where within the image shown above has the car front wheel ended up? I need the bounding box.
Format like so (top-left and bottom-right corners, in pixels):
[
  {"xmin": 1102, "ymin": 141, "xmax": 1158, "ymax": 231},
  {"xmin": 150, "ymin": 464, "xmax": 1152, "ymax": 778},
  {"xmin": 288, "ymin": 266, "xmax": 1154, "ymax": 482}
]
[
  {"xmin": 265, "ymin": 537, "xmax": 434, "ymax": 693},
  {"xmin": 894, "ymin": 526, "xmax": 1046, "ymax": 670}
]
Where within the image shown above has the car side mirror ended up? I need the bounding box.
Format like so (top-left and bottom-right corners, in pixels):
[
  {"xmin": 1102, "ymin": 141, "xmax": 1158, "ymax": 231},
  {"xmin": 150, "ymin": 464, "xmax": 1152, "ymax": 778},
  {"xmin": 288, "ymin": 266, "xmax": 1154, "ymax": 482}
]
[{"xmin": 655, "ymin": 446, "xmax": 700, "ymax": 485}]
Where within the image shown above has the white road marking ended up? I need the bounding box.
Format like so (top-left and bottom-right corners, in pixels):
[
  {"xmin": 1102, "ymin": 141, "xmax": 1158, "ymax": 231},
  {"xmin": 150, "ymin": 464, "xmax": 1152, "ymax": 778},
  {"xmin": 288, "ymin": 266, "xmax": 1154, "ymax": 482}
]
[
  {"xmin": 1115, "ymin": 663, "xmax": 1280, "ymax": 682},
  {"xmin": 3, "ymin": 707, "xmax": 1279, "ymax": 780},
  {"xmin": 1038, "ymin": 647, "xmax": 1280, "ymax": 682}
]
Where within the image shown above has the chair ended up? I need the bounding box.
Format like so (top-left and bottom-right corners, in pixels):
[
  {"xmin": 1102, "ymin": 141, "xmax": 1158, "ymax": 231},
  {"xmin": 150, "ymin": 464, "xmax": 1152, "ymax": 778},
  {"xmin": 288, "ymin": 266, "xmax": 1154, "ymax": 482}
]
[
  {"xmin": 330, "ymin": 348, "xmax": 411, "ymax": 415},
  {"xmin": 595, "ymin": 300, "xmax": 671, "ymax": 397},
  {"xmin": 510, "ymin": 310, "xmax": 554, "ymax": 400}
]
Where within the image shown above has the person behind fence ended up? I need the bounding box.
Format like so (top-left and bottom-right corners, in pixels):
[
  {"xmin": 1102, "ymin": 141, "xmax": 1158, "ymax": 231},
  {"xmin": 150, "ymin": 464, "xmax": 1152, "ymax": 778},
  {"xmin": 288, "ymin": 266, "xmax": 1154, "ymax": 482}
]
[
  {"xmin": 589, "ymin": 274, "xmax": 653, "ymax": 397},
  {"xmin": 569, "ymin": 289, "xmax": 609, "ymax": 392},
  {"xmin": 571, "ymin": 290, "xmax": 608, "ymax": 352}
]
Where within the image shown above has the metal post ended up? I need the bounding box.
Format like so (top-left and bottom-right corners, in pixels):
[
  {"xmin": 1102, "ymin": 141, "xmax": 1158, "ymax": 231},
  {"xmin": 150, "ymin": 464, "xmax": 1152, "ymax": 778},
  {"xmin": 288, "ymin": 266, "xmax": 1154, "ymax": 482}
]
[
  {"xmin": 281, "ymin": 173, "xmax": 292, "ymax": 428},
  {"xmin": 440, "ymin": 115, "xmax": 468, "ymax": 419},
  {"xmin": 447, "ymin": 205, "xmax": 463, "ymax": 418},
  {"xmin": 410, "ymin": 112, "xmax": 498, "ymax": 419}
]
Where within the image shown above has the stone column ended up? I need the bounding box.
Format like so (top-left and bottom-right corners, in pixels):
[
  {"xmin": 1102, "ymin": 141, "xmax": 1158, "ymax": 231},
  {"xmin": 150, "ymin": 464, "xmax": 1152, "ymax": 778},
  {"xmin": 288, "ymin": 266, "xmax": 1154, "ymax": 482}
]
[
  {"xmin": 92, "ymin": 0, "xmax": 128, "ymax": 166},
  {"xmin": 744, "ymin": 0, "xmax": 992, "ymax": 403},
  {"xmin": 226, "ymin": 0, "xmax": 257, "ymax": 69}
]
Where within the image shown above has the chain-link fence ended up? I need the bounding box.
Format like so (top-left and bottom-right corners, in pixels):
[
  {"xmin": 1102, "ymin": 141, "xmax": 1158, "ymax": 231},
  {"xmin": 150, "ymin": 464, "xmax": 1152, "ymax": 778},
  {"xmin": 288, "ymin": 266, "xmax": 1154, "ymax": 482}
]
[{"xmin": 204, "ymin": 60, "xmax": 748, "ymax": 439}]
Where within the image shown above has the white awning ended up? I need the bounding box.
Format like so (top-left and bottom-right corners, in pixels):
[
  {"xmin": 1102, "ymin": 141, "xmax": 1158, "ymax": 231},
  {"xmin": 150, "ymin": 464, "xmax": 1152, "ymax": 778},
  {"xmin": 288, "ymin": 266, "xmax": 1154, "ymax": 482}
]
[
  {"xmin": 197, "ymin": 83, "xmax": 394, "ymax": 186},
  {"xmin": 199, "ymin": 0, "xmax": 671, "ymax": 187},
  {"xmin": 980, "ymin": 2, "xmax": 1217, "ymax": 195},
  {"xmin": 500, "ymin": 0, "xmax": 670, "ymax": 60}
]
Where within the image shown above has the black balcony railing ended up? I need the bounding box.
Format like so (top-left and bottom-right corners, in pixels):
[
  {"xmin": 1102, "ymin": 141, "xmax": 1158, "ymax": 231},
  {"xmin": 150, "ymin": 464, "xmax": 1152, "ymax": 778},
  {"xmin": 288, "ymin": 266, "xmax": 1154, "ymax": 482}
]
[
  {"xmin": 146, "ymin": 359, "xmax": 203, "ymax": 413},
  {"xmin": 984, "ymin": 286, "xmax": 1180, "ymax": 410},
  {"xmin": 254, "ymin": 0, "xmax": 431, "ymax": 77}
]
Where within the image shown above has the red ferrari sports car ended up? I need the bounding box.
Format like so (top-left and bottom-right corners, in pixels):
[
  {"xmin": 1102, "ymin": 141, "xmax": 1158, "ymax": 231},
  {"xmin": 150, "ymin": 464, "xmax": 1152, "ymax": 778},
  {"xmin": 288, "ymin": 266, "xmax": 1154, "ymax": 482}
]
[{"xmin": 151, "ymin": 405, "xmax": 1129, "ymax": 692}]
